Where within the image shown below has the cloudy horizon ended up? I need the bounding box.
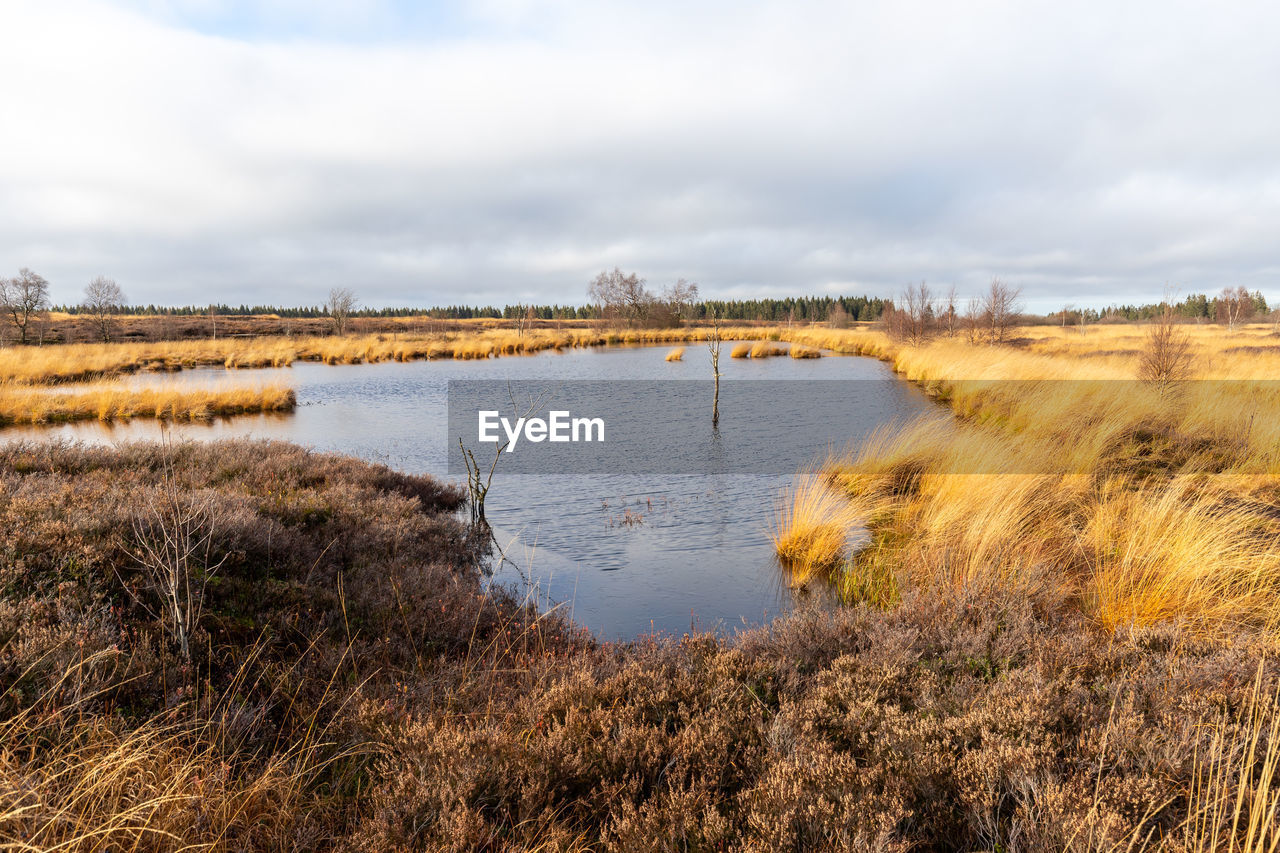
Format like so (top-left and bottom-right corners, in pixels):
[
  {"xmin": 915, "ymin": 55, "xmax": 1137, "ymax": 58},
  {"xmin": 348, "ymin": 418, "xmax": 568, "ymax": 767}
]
[{"xmin": 2, "ymin": 0, "xmax": 1278, "ymax": 313}]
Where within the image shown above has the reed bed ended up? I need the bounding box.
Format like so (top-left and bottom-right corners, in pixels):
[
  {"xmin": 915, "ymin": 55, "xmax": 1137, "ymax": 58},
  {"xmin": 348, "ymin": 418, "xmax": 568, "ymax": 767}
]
[
  {"xmin": 771, "ymin": 322, "xmax": 1280, "ymax": 637},
  {"xmin": 0, "ymin": 382, "xmax": 295, "ymax": 426}
]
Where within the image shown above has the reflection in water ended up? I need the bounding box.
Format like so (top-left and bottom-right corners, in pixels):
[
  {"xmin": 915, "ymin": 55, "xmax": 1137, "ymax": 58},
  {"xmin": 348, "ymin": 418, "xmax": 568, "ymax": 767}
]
[{"xmin": 0, "ymin": 344, "xmax": 937, "ymax": 639}]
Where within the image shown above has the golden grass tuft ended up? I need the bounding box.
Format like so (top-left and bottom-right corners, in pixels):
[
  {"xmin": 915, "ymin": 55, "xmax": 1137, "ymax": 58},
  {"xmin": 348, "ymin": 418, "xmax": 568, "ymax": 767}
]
[
  {"xmin": 749, "ymin": 342, "xmax": 786, "ymax": 358},
  {"xmin": 771, "ymin": 469, "xmax": 864, "ymax": 585},
  {"xmin": 665, "ymin": 347, "xmax": 685, "ymax": 362},
  {"xmin": 730, "ymin": 343, "xmax": 752, "ymax": 359},
  {"xmin": 788, "ymin": 345, "xmax": 821, "ymax": 359}
]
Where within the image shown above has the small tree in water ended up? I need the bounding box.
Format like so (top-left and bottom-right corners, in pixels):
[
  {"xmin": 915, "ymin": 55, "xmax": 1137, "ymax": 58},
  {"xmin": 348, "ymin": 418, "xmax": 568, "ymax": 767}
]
[{"xmin": 707, "ymin": 310, "xmax": 722, "ymax": 426}]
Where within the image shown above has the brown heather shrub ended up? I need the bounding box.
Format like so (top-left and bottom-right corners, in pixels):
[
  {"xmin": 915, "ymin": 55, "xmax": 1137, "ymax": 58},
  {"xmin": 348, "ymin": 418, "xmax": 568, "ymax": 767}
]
[
  {"xmin": 3, "ymin": 439, "xmax": 1280, "ymax": 850},
  {"xmin": 353, "ymin": 590, "xmax": 1280, "ymax": 852}
]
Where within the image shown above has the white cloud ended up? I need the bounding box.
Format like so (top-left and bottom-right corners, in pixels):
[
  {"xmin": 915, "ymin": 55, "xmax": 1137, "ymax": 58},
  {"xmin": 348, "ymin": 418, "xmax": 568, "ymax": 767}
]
[{"xmin": 0, "ymin": 0, "xmax": 1278, "ymax": 310}]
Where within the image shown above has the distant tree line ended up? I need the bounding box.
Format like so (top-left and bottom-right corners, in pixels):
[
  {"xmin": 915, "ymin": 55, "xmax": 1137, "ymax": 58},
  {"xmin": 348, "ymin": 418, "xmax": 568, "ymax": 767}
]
[
  {"xmin": 6, "ymin": 259, "xmax": 1270, "ymax": 347},
  {"xmin": 51, "ymin": 293, "xmax": 891, "ymax": 324},
  {"xmin": 1087, "ymin": 288, "xmax": 1269, "ymax": 323}
]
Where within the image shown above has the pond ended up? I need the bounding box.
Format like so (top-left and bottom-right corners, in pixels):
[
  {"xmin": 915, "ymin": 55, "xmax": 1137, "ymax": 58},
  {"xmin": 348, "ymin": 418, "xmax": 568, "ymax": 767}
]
[{"xmin": 0, "ymin": 343, "xmax": 938, "ymax": 639}]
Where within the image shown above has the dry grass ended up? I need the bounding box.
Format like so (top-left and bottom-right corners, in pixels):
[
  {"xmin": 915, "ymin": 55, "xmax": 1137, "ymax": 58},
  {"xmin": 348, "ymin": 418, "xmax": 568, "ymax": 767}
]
[
  {"xmin": 765, "ymin": 323, "xmax": 1280, "ymax": 638},
  {"xmin": 665, "ymin": 346, "xmax": 684, "ymax": 362},
  {"xmin": 730, "ymin": 343, "xmax": 752, "ymax": 359},
  {"xmin": 771, "ymin": 468, "xmax": 864, "ymax": 585},
  {"xmin": 750, "ymin": 341, "xmax": 787, "ymax": 358},
  {"xmin": 1183, "ymin": 662, "xmax": 1280, "ymax": 852},
  {"xmin": 10, "ymin": 320, "xmax": 1280, "ymax": 848},
  {"xmin": 0, "ymin": 326, "xmax": 787, "ymax": 385},
  {"xmin": 788, "ymin": 344, "xmax": 822, "ymax": 359},
  {"xmin": 0, "ymin": 382, "xmax": 295, "ymax": 426}
]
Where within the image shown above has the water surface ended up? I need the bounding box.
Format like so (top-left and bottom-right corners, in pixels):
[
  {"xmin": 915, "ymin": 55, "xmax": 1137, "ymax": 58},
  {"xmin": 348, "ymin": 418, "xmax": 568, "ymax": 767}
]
[{"xmin": 1, "ymin": 344, "xmax": 937, "ymax": 639}]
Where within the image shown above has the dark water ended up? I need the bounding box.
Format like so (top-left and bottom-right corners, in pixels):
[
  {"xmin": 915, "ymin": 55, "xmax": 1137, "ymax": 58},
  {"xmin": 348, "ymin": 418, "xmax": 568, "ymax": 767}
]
[{"xmin": 0, "ymin": 344, "xmax": 937, "ymax": 639}]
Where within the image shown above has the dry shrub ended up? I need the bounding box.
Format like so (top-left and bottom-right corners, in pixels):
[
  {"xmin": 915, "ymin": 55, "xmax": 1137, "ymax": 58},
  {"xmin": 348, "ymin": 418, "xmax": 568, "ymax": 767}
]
[
  {"xmin": 354, "ymin": 591, "xmax": 1280, "ymax": 851},
  {"xmin": 1139, "ymin": 309, "xmax": 1194, "ymax": 389}
]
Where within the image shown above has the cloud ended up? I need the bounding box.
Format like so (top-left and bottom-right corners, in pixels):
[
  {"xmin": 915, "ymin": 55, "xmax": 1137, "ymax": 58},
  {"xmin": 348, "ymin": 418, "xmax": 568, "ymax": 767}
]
[{"xmin": 0, "ymin": 0, "xmax": 1277, "ymax": 310}]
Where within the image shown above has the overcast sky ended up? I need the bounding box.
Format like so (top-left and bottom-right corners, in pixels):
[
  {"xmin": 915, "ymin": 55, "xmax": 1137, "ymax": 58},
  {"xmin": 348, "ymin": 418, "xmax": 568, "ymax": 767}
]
[{"xmin": 2, "ymin": 0, "xmax": 1278, "ymax": 311}]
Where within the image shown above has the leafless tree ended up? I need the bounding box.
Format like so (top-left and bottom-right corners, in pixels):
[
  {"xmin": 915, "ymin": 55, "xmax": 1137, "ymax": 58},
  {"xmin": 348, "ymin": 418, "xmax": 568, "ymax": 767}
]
[
  {"xmin": 707, "ymin": 310, "xmax": 722, "ymax": 427},
  {"xmin": 82, "ymin": 275, "xmax": 126, "ymax": 342},
  {"xmin": 1058, "ymin": 304, "xmax": 1075, "ymax": 330},
  {"xmin": 664, "ymin": 279, "xmax": 700, "ymax": 322},
  {"xmin": 459, "ymin": 390, "xmax": 548, "ymax": 528},
  {"xmin": 1139, "ymin": 303, "xmax": 1194, "ymax": 391},
  {"xmin": 885, "ymin": 282, "xmax": 936, "ymax": 346},
  {"xmin": 942, "ymin": 287, "xmax": 958, "ymax": 337},
  {"xmin": 982, "ymin": 278, "xmax": 1022, "ymax": 344},
  {"xmin": 828, "ymin": 303, "xmax": 851, "ymax": 329},
  {"xmin": 126, "ymin": 441, "xmax": 229, "ymax": 662},
  {"xmin": 208, "ymin": 304, "xmax": 219, "ymax": 340},
  {"xmin": 963, "ymin": 296, "xmax": 985, "ymax": 344},
  {"xmin": 1217, "ymin": 286, "xmax": 1254, "ymax": 331},
  {"xmin": 514, "ymin": 305, "xmax": 537, "ymax": 337},
  {"xmin": 589, "ymin": 268, "xmax": 654, "ymax": 327},
  {"xmin": 1, "ymin": 268, "xmax": 51, "ymax": 345},
  {"xmin": 326, "ymin": 287, "xmax": 358, "ymax": 336}
]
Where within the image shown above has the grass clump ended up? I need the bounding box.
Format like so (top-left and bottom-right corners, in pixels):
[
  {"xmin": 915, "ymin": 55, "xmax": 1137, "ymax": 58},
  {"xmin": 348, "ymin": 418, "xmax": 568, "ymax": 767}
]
[
  {"xmin": 789, "ymin": 344, "xmax": 822, "ymax": 359},
  {"xmin": 750, "ymin": 341, "xmax": 786, "ymax": 358},
  {"xmin": 771, "ymin": 469, "xmax": 863, "ymax": 584},
  {"xmin": 730, "ymin": 343, "xmax": 751, "ymax": 358},
  {"xmin": 665, "ymin": 346, "xmax": 684, "ymax": 362}
]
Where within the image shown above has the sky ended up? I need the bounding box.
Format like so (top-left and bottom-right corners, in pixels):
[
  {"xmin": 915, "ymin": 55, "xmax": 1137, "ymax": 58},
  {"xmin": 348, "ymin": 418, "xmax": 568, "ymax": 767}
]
[{"xmin": 1, "ymin": 0, "xmax": 1278, "ymax": 312}]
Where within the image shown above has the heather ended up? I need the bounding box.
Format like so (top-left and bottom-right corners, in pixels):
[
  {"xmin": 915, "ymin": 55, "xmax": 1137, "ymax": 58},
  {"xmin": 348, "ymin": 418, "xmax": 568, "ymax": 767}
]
[{"xmin": 1, "ymin": 440, "xmax": 1278, "ymax": 850}]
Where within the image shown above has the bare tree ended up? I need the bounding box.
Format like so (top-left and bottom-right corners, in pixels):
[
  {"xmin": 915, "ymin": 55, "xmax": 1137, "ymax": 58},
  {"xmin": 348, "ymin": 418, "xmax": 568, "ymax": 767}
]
[
  {"xmin": 208, "ymin": 304, "xmax": 219, "ymax": 340},
  {"xmin": 982, "ymin": 278, "xmax": 1022, "ymax": 344},
  {"xmin": 126, "ymin": 442, "xmax": 229, "ymax": 663},
  {"xmin": 707, "ymin": 310, "xmax": 722, "ymax": 426},
  {"xmin": 1058, "ymin": 303, "xmax": 1075, "ymax": 331},
  {"xmin": 663, "ymin": 279, "xmax": 700, "ymax": 322},
  {"xmin": 514, "ymin": 305, "xmax": 537, "ymax": 337},
  {"xmin": 1139, "ymin": 303, "xmax": 1194, "ymax": 391},
  {"xmin": 942, "ymin": 287, "xmax": 958, "ymax": 338},
  {"xmin": 589, "ymin": 268, "xmax": 655, "ymax": 327},
  {"xmin": 885, "ymin": 282, "xmax": 936, "ymax": 346},
  {"xmin": 1, "ymin": 268, "xmax": 51, "ymax": 345},
  {"xmin": 82, "ymin": 275, "xmax": 126, "ymax": 343},
  {"xmin": 963, "ymin": 295, "xmax": 985, "ymax": 344},
  {"xmin": 1216, "ymin": 286, "xmax": 1254, "ymax": 331},
  {"xmin": 326, "ymin": 287, "xmax": 358, "ymax": 336},
  {"xmin": 828, "ymin": 303, "xmax": 851, "ymax": 329}
]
